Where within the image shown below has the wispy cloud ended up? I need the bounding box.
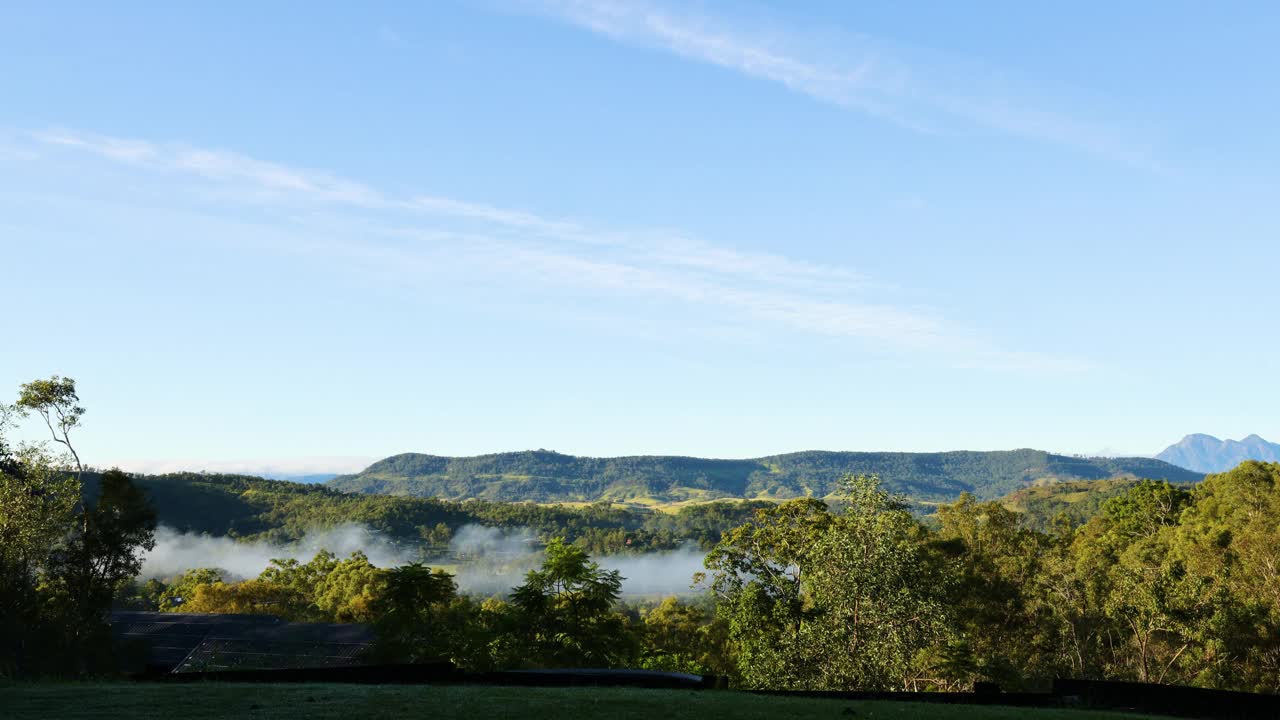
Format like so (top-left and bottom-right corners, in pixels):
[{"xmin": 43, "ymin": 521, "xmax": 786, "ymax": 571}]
[
  {"xmin": 21, "ymin": 128, "xmax": 1086, "ymax": 373},
  {"xmin": 537, "ymin": 0, "xmax": 910, "ymax": 122},
  {"xmin": 36, "ymin": 128, "xmax": 158, "ymax": 163},
  {"xmin": 34, "ymin": 128, "xmax": 385, "ymax": 206},
  {"xmin": 530, "ymin": 0, "xmax": 1153, "ymax": 165}
]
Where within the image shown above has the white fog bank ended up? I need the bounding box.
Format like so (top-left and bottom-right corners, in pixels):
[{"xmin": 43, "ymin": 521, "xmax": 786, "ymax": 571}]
[{"xmin": 142, "ymin": 523, "xmax": 710, "ymax": 596}]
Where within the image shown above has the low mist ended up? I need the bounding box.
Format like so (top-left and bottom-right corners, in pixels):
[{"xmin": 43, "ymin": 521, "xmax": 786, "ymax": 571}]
[
  {"xmin": 142, "ymin": 523, "xmax": 709, "ymax": 596},
  {"xmin": 141, "ymin": 524, "xmax": 418, "ymax": 580},
  {"xmin": 442, "ymin": 525, "xmax": 708, "ymax": 597},
  {"xmin": 600, "ymin": 550, "xmax": 707, "ymax": 596}
]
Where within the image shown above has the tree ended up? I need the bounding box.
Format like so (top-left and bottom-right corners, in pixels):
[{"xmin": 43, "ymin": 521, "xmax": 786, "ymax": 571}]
[
  {"xmin": 930, "ymin": 493, "xmax": 1056, "ymax": 689},
  {"xmin": 636, "ymin": 596, "xmax": 731, "ymax": 675},
  {"xmin": 0, "ymin": 402, "xmax": 17, "ymax": 475},
  {"xmin": 113, "ymin": 577, "xmax": 168, "ymax": 610},
  {"xmin": 507, "ymin": 538, "xmax": 632, "ymax": 668},
  {"xmin": 43, "ymin": 469, "xmax": 157, "ymax": 670},
  {"xmin": 2, "ymin": 378, "xmax": 157, "ymax": 676},
  {"xmin": 702, "ymin": 497, "xmax": 830, "ymax": 687},
  {"xmin": 258, "ymin": 552, "xmax": 342, "ymax": 621},
  {"xmin": 0, "ymin": 442, "xmax": 80, "ymax": 580},
  {"xmin": 803, "ymin": 475, "xmax": 946, "ymax": 690},
  {"xmin": 16, "ymin": 376, "xmax": 86, "ymax": 478},
  {"xmin": 371, "ymin": 563, "xmax": 461, "ymax": 664},
  {"xmin": 181, "ymin": 579, "xmax": 310, "ymax": 617},
  {"xmin": 158, "ymin": 568, "xmax": 227, "ymax": 610},
  {"xmin": 0, "ymin": 413, "xmax": 80, "ymax": 676},
  {"xmin": 1171, "ymin": 462, "xmax": 1280, "ymax": 692},
  {"xmin": 260, "ymin": 551, "xmax": 389, "ymax": 623},
  {"xmin": 705, "ymin": 476, "xmax": 946, "ymax": 690},
  {"xmin": 312, "ymin": 552, "xmax": 387, "ymax": 622}
]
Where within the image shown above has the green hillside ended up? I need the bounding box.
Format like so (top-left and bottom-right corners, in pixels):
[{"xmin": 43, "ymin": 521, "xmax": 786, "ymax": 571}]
[
  {"xmin": 84, "ymin": 471, "xmax": 771, "ymax": 553},
  {"xmin": 998, "ymin": 477, "xmax": 1143, "ymax": 532},
  {"xmin": 92, "ymin": 454, "xmax": 1199, "ymax": 553},
  {"xmin": 85, "ymin": 471, "xmax": 479, "ymax": 541},
  {"xmin": 96, "ymin": 470, "xmax": 1158, "ymax": 552},
  {"xmin": 329, "ymin": 449, "xmax": 1201, "ymax": 503}
]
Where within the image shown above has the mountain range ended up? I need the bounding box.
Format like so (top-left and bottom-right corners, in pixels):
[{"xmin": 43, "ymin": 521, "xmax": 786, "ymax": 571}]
[
  {"xmin": 327, "ymin": 449, "xmax": 1202, "ymax": 504},
  {"xmin": 1156, "ymin": 434, "xmax": 1280, "ymax": 473}
]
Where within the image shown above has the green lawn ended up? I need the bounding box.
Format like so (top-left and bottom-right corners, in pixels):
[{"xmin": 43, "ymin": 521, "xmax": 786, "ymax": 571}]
[{"xmin": 0, "ymin": 683, "xmax": 1154, "ymax": 720}]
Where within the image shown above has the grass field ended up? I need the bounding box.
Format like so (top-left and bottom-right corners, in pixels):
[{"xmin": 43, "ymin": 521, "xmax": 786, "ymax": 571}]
[{"xmin": 0, "ymin": 683, "xmax": 1154, "ymax": 720}]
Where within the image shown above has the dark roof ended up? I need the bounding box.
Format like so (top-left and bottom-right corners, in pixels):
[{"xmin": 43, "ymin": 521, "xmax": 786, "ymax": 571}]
[{"xmin": 111, "ymin": 611, "xmax": 375, "ymax": 673}]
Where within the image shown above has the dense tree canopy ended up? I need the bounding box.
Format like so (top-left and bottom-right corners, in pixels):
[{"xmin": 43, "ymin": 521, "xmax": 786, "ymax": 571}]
[{"xmin": 704, "ymin": 477, "xmax": 945, "ymax": 690}]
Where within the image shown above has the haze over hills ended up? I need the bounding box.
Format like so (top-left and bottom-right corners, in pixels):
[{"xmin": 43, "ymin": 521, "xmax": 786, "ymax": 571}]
[
  {"xmin": 327, "ymin": 449, "xmax": 1202, "ymax": 504},
  {"xmin": 1156, "ymin": 434, "xmax": 1280, "ymax": 473},
  {"xmin": 257, "ymin": 472, "xmax": 340, "ymax": 484},
  {"xmin": 110, "ymin": 457, "xmax": 374, "ymax": 484}
]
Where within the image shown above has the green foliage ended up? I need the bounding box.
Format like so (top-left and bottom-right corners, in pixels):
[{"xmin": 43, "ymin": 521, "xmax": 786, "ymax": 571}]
[
  {"xmin": 930, "ymin": 494, "xmax": 1058, "ymax": 688},
  {"xmin": 805, "ymin": 477, "xmax": 946, "ymax": 690},
  {"xmin": 1099, "ymin": 480, "xmax": 1193, "ymax": 539},
  {"xmin": 310, "ymin": 552, "xmax": 387, "ymax": 623},
  {"xmin": 158, "ymin": 567, "xmax": 226, "ymax": 609},
  {"xmin": 330, "ymin": 449, "xmax": 1201, "ymax": 504},
  {"xmin": 112, "ymin": 577, "xmax": 169, "ymax": 610},
  {"xmin": 1, "ymin": 377, "xmax": 157, "ymax": 677},
  {"xmin": 369, "ymin": 563, "xmax": 461, "ymax": 663},
  {"xmin": 16, "ymin": 375, "xmax": 86, "ymax": 474},
  {"xmin": 58, "ymin": 470, "xmax": 158, "ymax": 592},
  {"xmin": 155, "ymin": 552, "xmax": 392, "ymax": 623},
  {"xmin": 506, "ymin": 538, "xmax": 634, "ymax": 668},
  {"xmin": 705, "ymin": 476, "xmax": 946, "ymax": 690},
  {"xmin": 1170, "ymin": 461, "xmax": 1280, "ymax": 691},
  {"xmin": 999, "ymin": 478, "xmax": 1141, "ymax": 533},
  {"xmin": 180, "ymin": 578, "xmax": 312, "ymax": 617},
  {"xmin": 259, "ymin": 551, "xmax": 388, "ymax": 622},
  {"xmin": 981, "ymin": 468, "xmax": 1280, "ymax": 693},
  {"xmin": 0, "ymin": 443, "xmax": 81, "ymax": 676},
  {"xmin": 634, "ymin": 596, "xmax": 731, "ymax": 675},
  {"xmin": 695, "ymin": 466, "xmax": 1280, "ymax": 693},
  {"xmin": 39, "ymin": 469, "xmax": 158, "ymax": 671},
  {"xmin": 0, "ymin": 447, "xmax": 80, "ymax": 572}
]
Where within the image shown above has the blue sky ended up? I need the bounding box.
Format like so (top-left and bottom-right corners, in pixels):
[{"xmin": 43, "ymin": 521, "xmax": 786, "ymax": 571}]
[{"xmin": 2, "ymin": 1, "xmax": 1278, "ymax": 472}]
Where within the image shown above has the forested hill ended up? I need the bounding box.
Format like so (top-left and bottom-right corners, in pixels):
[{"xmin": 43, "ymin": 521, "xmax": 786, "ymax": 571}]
[
  {"xmin": 327, "ymin": 449, "xmax": 1202, "ymax": 503},
  {"xmin": 79, "ymin": 471, "xmax": 776, "ymax": 553}
]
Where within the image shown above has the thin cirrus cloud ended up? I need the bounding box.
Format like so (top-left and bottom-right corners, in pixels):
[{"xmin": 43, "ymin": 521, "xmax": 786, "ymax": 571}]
[
  {"xmin": 531, "ymin": 0, "xmax": 1154, "ymax": 166},
  {"xmin": 21, "ymin": 127, "xmax": 1085, "ymax": 372},
  {"xmin": 33, "ymin": 127, "xmax": 857, "ymax": 293},
  {"xmin": 33, "ymin": 128, "xmax": 384, "ymax": 206}
]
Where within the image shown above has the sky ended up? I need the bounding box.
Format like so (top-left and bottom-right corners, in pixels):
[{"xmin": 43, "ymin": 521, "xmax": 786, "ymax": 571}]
[{"xmin": 2, "ymin": 1, "xmax": 1278, "ymax": 472}]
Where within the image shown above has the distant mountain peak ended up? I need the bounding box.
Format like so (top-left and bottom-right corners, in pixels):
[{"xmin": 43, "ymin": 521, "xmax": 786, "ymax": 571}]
[
  {"xmin": 1157, "ymin": 434, "xmax": 1280, "ymax": 474},
  {"xmin": 1179, "ymin": 433, "xmax": 1222, "ymax": 443}
]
